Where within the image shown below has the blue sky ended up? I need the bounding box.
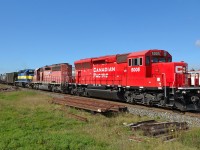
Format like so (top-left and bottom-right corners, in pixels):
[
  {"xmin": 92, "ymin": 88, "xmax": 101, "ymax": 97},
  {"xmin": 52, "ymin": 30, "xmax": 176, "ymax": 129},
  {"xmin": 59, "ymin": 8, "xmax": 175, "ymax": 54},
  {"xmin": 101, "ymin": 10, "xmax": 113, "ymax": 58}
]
[{"xmin": 0, "ymin": 0, "xmax": 200, "ymax": 73}]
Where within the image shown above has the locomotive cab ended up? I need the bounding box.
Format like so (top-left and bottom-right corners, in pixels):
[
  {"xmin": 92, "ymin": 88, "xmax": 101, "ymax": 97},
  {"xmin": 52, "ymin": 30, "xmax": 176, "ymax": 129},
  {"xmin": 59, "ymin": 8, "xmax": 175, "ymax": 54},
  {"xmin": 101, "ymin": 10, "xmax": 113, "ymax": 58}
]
[{"xmin": 127, "ymin": 50, "xmax": 173, "ymax": 88}]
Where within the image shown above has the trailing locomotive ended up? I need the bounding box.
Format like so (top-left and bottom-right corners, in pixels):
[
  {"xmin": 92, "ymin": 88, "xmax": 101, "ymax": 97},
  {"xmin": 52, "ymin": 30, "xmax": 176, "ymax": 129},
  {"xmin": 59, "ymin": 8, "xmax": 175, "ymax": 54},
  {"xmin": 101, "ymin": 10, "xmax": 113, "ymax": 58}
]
[
  {"xmin": 15, "ymin": 69, "xmax": 34, "ymax": 87},
  {"xmin": 30, "ymin": 63, "xmax": 72, "ymax": 92}
]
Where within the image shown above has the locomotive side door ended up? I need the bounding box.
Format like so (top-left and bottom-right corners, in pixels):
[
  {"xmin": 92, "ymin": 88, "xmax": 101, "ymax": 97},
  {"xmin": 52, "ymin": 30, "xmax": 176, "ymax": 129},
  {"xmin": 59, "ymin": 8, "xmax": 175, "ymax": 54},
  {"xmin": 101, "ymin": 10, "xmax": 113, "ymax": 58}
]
[
  {"xmin": 152, "ymin": 64, "xmax": 163, "ymax": 87},
  {"xmin": 40, "ymin": 69, "xmax": 43, "ymax": 82},
  {"xmin": 77, "ymin": 71, "xmax": 81, "ymax": 83},
  {"xmin": 123, "ymin": 67, "xmax": 128, "ymax": 86},
  {"xmin": 37, "ymin": 69, "xmax": 40, "ymax": 81}
]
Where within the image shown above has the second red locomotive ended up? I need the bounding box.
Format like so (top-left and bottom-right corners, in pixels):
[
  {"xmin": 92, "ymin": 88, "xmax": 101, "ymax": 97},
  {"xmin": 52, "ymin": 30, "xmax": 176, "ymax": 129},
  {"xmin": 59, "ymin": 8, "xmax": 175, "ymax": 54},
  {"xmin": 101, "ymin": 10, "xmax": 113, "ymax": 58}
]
[{"xmin": 31, "ymin": 63, "xmax": 72, "ymax": 92}]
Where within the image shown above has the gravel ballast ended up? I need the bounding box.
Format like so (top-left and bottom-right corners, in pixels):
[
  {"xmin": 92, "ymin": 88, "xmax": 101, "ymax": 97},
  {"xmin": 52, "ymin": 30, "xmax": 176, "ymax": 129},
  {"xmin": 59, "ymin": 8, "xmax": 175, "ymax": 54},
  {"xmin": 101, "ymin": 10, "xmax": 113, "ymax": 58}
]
[{"xmin": 128, "ymin": 107, "xmax": 200, "ymax": 127}]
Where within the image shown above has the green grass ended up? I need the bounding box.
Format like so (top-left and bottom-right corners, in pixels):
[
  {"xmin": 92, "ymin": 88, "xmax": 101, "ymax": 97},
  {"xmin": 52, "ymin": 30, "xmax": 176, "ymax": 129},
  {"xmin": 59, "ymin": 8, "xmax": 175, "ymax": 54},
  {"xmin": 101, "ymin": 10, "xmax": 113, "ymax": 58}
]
[
  {"xmin": 0, "ymin": 90, "xmax": 200, "ymax": 150},
  {"xmin": 179, "ymin": 128, "xmax": 200, "ymax": 149},
  {"xmin": 0, "ymin": 91, "xmax": 105, "ymax": 150},
  {"xmin": 0, "ymin": 91, "xmax": 36, "ymax": 101}
]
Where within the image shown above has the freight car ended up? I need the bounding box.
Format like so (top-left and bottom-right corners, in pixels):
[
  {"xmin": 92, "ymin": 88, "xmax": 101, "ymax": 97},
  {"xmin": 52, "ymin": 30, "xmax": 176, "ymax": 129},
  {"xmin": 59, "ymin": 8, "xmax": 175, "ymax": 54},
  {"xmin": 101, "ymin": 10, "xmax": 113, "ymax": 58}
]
[
  {"xmin": 5, "ymin": 72, "xmax": 18, "ymax": 85},
  {"xmin": 0, "ymin": 74, "xmax": 6, "ymax": 83},
  {"xmin": 70, "ymin": 49, "xmax": 200, "ymax": 111}
]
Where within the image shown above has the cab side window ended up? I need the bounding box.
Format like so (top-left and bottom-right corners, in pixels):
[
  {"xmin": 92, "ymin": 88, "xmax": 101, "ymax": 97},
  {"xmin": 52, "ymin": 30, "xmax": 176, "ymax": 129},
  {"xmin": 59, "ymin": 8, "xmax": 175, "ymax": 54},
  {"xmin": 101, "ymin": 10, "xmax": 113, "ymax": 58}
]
[
  {"xmin": 132, "ymin": 59, "xmax": 137, "ymax": 66},
  {"xmin": 139, "ymin": 58, "xmax": 143, "ymax": 65},
  {"xmin": 129, "ymin": 58, "xmax": 143, "ymax": 66},
  {"xmin": 168, "ymin": 57, "xmax": 172, "ymax": 62},
  {"xmin": 146, "ymin": 56, "xmax": 150, "ymax": 65},
  {"xmin": 128, "ymin": 59, "xmax": 132, "ymax": 66}
]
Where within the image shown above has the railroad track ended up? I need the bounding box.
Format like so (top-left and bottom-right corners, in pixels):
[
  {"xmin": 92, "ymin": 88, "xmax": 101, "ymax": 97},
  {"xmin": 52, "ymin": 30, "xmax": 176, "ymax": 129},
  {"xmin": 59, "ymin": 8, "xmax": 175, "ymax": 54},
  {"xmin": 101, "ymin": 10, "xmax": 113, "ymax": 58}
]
[
  {"xmin": 52, "ymin": 97, "xmax": 127, "ymax": 113},
  {"xmin": 62, "ymin": 94, "xmax": 200, "ymax": 119},
  {"xmin": 2, "ymin": 85, "xmax": 200, "ymax": 127}
]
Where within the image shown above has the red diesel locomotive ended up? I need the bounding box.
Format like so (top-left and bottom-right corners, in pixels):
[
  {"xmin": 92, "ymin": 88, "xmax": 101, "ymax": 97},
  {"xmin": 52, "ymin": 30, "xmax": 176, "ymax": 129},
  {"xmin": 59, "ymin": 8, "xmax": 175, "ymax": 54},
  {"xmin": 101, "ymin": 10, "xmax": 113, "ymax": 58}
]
[
  {"xmin": 31, "ymin": 63, "xmax": 72, "ymax": 92},
  {"xmin": 29, "ymin": 49, "xmax": 200, "ymax": 111},
  {"xmin": 73, "ymin": 49, "xmax": 200, "ymax": 111}
]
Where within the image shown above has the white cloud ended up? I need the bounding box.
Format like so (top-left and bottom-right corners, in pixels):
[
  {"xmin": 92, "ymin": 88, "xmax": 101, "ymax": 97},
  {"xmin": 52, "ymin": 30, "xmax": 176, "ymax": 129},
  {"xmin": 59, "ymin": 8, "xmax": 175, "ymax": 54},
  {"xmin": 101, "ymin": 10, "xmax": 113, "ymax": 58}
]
[{"xmin": 195, "ymin": 40, "xmax": 200, "ymax": 47}]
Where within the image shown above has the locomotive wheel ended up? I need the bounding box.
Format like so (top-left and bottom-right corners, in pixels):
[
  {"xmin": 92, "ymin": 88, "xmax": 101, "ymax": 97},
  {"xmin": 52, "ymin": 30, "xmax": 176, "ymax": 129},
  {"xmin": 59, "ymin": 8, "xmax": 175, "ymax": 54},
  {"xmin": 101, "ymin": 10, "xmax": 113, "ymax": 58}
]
[
  {"xmin": 124, "ymin": 92, "xmax": 136, "ymax": 104},
  {"xmin": 86, "ymin": 92, "xmax": 90, "ymax": 97},
  {"xmin": 159, "ymin": 100, "xmax": 165, "ymax": 106},
  {"xmin": 191, "ymin": 95, "xmax": 200, "ymax": 106},
  {"xmin": 70, "ymin": 88, "xmax": 76, "ymax": 95},
  {"xmin": 52, "ymin": 86, "xmax": 56, "ymax": 92},
  {"xmin": 70, "ymin": 89, "xmax": 74, "ymax": 95},
  {"xmin": 147, "ymin": 100, "xmax": 153, "ymax": 106},
  {"xmin": 124, "ymin": 92, "xmax": 132, "ymax": 103},
  {"xmin": 157, "ymin": 93, "xmax": 165, "ymax": 106}
]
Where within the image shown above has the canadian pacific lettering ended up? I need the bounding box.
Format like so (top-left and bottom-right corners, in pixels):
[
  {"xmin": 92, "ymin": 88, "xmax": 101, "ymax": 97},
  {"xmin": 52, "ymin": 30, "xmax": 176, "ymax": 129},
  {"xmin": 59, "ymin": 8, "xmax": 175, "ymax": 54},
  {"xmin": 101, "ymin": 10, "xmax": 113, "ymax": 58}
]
[
  {"xmin": 93, "ymin": 67, "xmax": 115, "ymax": 78},
  {"xmin": 93, "ymin": 67, "xmax": 115, "ymax": 72}
]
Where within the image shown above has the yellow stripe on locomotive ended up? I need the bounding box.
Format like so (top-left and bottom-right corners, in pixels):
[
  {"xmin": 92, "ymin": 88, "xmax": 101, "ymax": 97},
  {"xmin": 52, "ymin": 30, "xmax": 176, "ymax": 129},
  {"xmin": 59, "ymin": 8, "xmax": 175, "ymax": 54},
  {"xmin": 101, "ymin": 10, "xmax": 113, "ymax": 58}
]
[{"xmin": 18, "ymin": 76, "xmax": 33, "ymax": 80}]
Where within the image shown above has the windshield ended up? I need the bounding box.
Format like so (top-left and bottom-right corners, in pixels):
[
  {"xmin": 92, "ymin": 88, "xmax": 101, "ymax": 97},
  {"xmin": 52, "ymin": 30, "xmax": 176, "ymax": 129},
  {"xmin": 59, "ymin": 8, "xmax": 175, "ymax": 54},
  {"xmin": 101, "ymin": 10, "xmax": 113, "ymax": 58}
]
[
  {"xmin": 152, "ymin": 57, "xmax": 166, "ymax": 63},
  {"xmin": 159, "ymin": 58, "xmax": 166, "ymax": 62}
]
